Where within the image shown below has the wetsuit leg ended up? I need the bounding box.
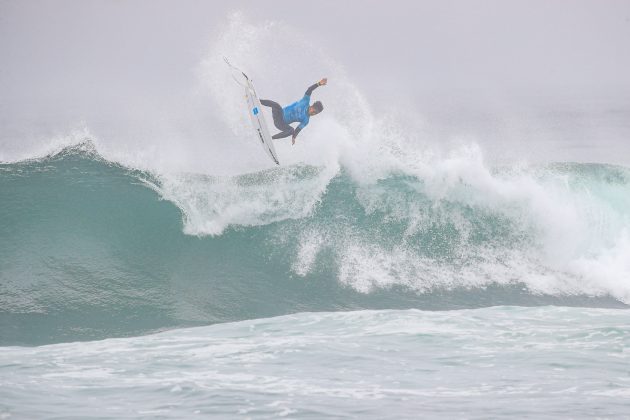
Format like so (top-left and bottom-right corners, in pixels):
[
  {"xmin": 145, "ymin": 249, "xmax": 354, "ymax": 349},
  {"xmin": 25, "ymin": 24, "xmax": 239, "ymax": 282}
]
[
  {"xmin": 260, "ymin": 99, "xmax": 294, "ymax": 137},
  {"xmin": 272, "ymin": 130, "xmax": 294, "ymax": 139}
]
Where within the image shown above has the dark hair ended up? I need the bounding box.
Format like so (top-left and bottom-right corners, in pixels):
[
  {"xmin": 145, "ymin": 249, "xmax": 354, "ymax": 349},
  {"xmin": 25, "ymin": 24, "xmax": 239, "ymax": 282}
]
[{"xmin": 312, "ymin": 101, "xmax": 324, "ymax": 114}]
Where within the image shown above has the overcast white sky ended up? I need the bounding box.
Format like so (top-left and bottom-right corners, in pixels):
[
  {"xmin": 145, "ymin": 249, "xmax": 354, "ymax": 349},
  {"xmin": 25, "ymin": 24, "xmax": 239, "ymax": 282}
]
[
  {"xmin": 2, "ymin": 0, "xmax": 629, "ymax": 99},
  {"xmin": 1, "ymin": 0, "xmax": 629, "ymax": 165}
]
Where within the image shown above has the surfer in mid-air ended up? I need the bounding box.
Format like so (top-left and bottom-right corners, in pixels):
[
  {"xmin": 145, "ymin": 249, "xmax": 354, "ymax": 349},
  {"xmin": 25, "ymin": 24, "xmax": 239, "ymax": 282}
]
[{"xmin": 260, "ymin": 78, "xmax": 327, "ymax": 145}]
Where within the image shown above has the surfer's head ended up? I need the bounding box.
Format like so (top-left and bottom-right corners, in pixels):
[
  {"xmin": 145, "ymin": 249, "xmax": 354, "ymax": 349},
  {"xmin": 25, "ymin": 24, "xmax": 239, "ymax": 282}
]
[{"xmin": 308, "ymin": 101, "xmax": 324, "ymax": 116}]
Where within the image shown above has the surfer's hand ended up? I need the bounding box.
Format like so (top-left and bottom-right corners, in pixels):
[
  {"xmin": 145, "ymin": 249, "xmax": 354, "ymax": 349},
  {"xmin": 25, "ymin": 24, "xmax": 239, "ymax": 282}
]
[{"xmin": 318, "ymin": 78, "xmax": 327, "ymax": 86}]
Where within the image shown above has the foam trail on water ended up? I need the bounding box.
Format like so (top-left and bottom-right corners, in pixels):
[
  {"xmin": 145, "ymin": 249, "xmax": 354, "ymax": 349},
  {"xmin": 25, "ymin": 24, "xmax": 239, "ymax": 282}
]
[{"xmin": 2, "ymin": 307, "xmax": 630, "ymax": 419}]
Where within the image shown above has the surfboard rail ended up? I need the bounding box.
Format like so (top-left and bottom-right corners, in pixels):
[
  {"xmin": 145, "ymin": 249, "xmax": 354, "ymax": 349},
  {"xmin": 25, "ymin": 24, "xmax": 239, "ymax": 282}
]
[{"xmin": 224, "ymin": 57, "xmax": 280, "ymax": 165}]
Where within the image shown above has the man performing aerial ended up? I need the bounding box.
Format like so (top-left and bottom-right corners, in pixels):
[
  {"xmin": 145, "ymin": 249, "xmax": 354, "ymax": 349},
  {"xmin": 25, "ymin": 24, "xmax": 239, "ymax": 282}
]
[{"xmin": 260, "ymin": 78, "xmax": 327, "ymax": 145}]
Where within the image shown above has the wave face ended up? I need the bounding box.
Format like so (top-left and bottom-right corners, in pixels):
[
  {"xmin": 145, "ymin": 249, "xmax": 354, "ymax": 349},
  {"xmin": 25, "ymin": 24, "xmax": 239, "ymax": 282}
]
[
  {"xmin": 1, "ymin": 144, "xmax": 629, "ymax": 345},
  {"xmin": 1, "ymin": 306, "xmax": 629, "ymax": 419}
]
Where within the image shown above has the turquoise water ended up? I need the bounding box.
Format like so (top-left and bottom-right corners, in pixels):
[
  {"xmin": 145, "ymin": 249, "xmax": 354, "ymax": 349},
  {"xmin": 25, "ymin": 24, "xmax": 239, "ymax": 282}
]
[
  {"xmin": 1, "ymin": 144, "xmax": 630, "ymax": 418},
  {"xmin": 2, "ymin": 144, "xmax": 628, "ymax": 346}
]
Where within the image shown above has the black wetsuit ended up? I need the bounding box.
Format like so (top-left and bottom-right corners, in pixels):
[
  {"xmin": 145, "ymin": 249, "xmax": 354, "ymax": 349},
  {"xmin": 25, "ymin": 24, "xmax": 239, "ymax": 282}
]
[{"xmin": 261, "ymin": 83, "xmax": 320, "ymax": 140}]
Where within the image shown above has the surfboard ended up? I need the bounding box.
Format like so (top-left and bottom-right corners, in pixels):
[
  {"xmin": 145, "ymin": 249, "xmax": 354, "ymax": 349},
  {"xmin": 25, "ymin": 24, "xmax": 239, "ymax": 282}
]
[{"xmin": 224, "ymin": 57, "xmax": 280, "ymax": 165}]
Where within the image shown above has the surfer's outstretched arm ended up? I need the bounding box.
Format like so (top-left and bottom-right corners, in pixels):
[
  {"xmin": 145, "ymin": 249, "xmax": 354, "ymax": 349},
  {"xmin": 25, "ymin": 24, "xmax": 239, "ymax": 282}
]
[
  {"xmin": 292, "ymin": 126, "xmax": 305, "ymax": 143},
  {"xmin": 293, "ymin": 78, "xmax": 326, "ymax": 145},
  {"xmin": 291, "ymin": 117, "xmax": 312, "ymax": 144},
  {"xmin": 304, "ymin": 78, "xmax": 327, "ymax": 96}
]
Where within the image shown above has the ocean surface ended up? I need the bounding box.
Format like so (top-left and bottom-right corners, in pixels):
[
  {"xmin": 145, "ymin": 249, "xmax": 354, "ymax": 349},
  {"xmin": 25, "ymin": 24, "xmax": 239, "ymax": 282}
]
[
  {"xmin": 2, "ymin": 307, "xmax": 629, "ymax": 419},
  {"xmin": 1, "ymin": 142, "xmax": 629, "ymax": 418}
]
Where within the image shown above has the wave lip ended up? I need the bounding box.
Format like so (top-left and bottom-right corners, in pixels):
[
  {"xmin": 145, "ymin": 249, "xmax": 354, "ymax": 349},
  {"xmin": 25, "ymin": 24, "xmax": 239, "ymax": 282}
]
[{"xmin": 149, "ymin": 163, "xmax": 339, "ymax": 236}]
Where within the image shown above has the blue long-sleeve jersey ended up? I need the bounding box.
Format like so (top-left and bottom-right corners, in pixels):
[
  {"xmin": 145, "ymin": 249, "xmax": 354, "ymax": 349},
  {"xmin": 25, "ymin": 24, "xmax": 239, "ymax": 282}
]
[
  {"xmin": 282, "ymin": 96, "xmax": 310, "ymax": 131},
  {"xmin": 282, "ymin": 83, "xmax": 320, "ymax": 134}
]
